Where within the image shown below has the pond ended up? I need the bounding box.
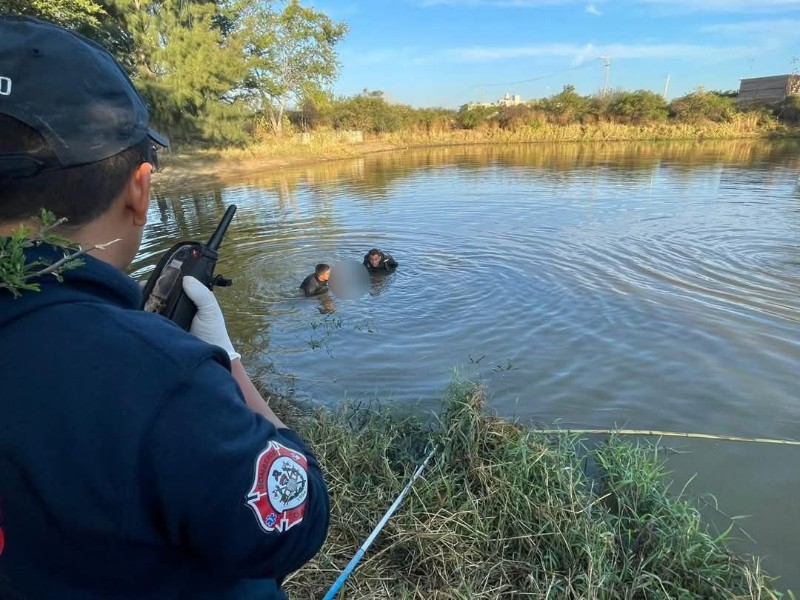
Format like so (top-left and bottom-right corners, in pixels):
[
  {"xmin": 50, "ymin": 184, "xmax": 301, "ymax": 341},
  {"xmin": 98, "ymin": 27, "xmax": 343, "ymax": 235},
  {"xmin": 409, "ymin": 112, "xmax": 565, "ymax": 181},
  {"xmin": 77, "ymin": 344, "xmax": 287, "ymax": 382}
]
[{"xmin": 138, "ymin": 140, "xmax": 800, "ymax": 591}]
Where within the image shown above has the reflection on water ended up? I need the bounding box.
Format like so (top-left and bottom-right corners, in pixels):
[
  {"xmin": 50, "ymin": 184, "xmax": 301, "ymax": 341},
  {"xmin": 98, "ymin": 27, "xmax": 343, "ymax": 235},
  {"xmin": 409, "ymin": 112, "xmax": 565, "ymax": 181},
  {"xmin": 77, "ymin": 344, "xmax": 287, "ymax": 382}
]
[{"xmin": 136, "ymin": 140, "xmax": 800, "ymax": 590}]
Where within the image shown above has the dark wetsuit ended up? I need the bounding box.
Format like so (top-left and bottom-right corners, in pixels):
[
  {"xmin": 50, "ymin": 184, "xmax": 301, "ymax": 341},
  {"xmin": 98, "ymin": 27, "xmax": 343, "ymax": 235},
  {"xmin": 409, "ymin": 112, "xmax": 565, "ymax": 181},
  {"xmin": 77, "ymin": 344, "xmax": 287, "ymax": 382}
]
[
  {"xmin": 300, "ymin": 273, "xmax": 328, "ymax": 296},
  {"xmin": 362, "ymin": 251, "xmax": 398, "ymax": 273}
]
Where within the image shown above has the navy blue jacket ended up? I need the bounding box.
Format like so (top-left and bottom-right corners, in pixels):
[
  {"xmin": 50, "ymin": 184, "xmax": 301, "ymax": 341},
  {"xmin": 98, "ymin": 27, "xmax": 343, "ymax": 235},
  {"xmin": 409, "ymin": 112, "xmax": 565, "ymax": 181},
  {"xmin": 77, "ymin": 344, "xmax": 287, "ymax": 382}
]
[{"xmin": 0, "ymin": 244, "xmax": 329, "ymax": 598}]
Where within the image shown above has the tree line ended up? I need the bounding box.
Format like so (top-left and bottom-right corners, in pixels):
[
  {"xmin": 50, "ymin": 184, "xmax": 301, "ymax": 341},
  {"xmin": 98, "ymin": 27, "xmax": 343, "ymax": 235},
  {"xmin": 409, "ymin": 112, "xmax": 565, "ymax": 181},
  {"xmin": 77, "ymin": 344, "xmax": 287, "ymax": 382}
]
[
  {"xmin": 3, "ymin": 1, "xmax": 799, "ymax": 145},
  {"xmin": 292, "ymin": 86, "xmax": 800, "ymax": 137}
]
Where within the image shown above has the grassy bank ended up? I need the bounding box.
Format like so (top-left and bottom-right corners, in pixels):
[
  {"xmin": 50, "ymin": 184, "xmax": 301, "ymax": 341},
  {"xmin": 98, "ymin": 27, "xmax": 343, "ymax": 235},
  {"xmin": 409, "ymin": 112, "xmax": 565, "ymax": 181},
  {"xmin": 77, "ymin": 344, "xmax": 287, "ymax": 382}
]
[
  {"xmin": 378, "ymin": 118, "xmax": 792, "ymax": 145},
  {"xmin": 152, "ymin": 136, "xmax": 401, "ymax": 190},
  {"xmin": 152, "ymin": 122, "xmax": 800, "ymax": 191},
  {"xmin": 278, "ymin": 379, "xmax": 785, "ymax": 599}
]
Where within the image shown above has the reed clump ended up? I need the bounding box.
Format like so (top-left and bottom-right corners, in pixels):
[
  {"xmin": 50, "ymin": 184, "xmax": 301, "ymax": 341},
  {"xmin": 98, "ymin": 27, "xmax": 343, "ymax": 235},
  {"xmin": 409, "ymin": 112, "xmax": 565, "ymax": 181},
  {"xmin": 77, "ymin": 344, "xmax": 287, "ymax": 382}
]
[
  {"xmin": 168, "ymin": 119, "xmax": 794, "ymax": 165},
  {"xmin": 379, "ymin": 119, "xmax": 786, "ymax": 146},
  {"xmin": 284, "ymin": 380, "xmax": 785, "ymax": 599}
]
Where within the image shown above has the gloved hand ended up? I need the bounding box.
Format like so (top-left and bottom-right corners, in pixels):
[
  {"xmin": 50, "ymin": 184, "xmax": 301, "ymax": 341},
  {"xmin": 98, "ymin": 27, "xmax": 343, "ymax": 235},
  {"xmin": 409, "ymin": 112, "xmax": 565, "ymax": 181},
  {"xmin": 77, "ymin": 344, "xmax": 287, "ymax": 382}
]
[{"xmin": 181, "ymin": 276, "xmax": 241, "ymax": 362}]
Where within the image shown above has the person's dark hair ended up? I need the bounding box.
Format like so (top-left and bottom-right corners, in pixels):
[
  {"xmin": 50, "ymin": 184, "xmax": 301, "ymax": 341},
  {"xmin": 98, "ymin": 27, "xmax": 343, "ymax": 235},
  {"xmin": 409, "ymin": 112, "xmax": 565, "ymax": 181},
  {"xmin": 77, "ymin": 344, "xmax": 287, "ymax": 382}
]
[
  {"xmin": 315, "ymin": 263, "xmax": 330, "ymax": 276},
  {"xmin": 368, "ymin": 248, "xmax": 381, "ymax": 257},
  {"xmin": 0, "ymin": 115, "xmax": 153, "ymax": 227}
]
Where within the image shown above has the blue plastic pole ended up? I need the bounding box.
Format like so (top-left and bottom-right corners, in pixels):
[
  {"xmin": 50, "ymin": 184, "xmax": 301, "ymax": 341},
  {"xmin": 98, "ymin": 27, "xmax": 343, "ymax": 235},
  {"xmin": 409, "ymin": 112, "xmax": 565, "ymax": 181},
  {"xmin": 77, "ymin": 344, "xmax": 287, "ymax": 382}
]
[{"xmin": 321, "ymin": 447, "xmax": 436, "ymax": 600}]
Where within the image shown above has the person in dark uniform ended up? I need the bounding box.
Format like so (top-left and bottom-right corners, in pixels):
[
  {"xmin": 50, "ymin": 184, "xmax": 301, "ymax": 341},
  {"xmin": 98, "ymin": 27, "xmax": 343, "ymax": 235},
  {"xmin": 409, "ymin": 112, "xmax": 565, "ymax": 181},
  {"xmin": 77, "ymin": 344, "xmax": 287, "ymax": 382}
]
[
  {"xmin": 299, "ymin": 263, "xmax": 330, "ymax": 297},
  {"xmin": 0, "ymin": 16, "xmax": 328, "ymax": 599},
  {"xmin": 363, "ymin": 248, "xmax": 398, "ymax": 273}
]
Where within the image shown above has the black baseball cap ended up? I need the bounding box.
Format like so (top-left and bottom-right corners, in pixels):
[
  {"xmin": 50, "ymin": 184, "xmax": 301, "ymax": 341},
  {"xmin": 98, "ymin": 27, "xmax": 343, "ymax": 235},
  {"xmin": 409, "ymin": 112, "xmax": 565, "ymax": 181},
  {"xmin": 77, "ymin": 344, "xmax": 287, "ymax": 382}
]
[{"xmin": 0, "ymin": 14, "xmax": 168, "ymax": 178}]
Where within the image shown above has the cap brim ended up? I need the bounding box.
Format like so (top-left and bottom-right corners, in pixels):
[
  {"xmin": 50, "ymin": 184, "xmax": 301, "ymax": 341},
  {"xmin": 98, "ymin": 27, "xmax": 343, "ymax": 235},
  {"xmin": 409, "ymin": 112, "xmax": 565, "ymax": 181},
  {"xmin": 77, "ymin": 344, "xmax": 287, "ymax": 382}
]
[{"xmin": 148, "ymin": 128, "xmax": 169, "ymax": 148}]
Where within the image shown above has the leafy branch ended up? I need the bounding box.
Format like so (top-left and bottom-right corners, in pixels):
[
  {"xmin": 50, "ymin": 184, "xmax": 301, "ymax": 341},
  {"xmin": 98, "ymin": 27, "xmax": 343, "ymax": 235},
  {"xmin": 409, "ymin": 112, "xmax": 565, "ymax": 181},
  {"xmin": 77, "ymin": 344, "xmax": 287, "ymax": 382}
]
[{"xmin": 0, "ymin": 209, "xmax": 119, "ymax": 298}]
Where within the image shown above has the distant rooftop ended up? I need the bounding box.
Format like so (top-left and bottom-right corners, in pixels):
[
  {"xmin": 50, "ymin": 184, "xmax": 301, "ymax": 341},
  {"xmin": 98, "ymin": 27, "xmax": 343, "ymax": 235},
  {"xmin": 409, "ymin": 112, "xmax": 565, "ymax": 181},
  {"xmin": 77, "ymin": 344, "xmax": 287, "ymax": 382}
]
[{"xmin": 737, "ymin": 74, "xmax": 800, "ymax": 105}]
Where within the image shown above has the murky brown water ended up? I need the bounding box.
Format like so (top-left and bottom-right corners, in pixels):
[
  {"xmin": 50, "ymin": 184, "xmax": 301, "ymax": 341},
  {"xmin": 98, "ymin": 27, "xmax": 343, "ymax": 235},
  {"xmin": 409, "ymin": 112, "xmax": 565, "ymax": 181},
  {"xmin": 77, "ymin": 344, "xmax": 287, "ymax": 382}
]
[{"xmin": 137, "ymin": 140, "xmax": 800, "ymax": 591}]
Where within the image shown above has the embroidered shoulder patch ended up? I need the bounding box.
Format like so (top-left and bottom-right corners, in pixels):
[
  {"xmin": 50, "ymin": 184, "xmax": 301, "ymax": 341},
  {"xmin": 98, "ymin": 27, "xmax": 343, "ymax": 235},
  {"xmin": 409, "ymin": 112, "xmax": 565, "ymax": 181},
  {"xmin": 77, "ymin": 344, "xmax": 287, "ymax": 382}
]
[{"xmin": 246, "ymin": 441, "xmax": 309, "ymax": 533}]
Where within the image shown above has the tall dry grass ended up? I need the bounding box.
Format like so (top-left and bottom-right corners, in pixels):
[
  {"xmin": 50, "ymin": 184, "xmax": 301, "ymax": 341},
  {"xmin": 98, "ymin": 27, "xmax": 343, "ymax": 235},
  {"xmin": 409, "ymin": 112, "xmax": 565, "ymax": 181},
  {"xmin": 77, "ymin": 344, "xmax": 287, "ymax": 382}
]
[{"xmin": 281, "ymin": 379, "xmax": 786, "ymax": 599}]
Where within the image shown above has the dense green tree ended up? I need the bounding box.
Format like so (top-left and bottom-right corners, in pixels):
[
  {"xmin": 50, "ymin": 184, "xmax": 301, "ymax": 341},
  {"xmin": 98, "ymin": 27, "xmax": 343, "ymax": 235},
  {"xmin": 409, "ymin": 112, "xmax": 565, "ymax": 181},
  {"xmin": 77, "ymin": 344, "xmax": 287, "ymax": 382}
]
[
  {"xmin": 775, "ymin": 94, "xmax": 800, "ymax": 125},
  {"xmin": 332, "ymin": 92, "xmax": 412, "ymax": 133},
  {"xmin": 98, "ymin": 0, "xmax": 250, "ymax": 142},
  {"xmin": 2, "ymin": 0, "xmax": 349, "ymax": 144},
  {"xmin": 607, "ymin": 89, "xmax": 669, "ymax": 123},
  {"xmin": 497, "ymin": 104, "xmax": 541, "ymax": 130},
  {"xmin": 669, "ymin": 89, "xmax": 738, "ymax": 123},
  {"xmin": 289, "ymin": 85, "xmax": 335, "ymax": 131},
  {"xmin": 456, "ymin": 104, "xmax": 497, "ymax": 129},
  {"xmin": 0, "ymin": 0, "xmax": 106, "ymax": 29},
  {"xmin": 412, "ymin": 107, "xmax": 455, "ymax": 134},
  {"xmin": 537, "ymin": 85, "xmax": 593, "ymax": 124},
  {"xmin": 240, "ymin": 0, "xmax": 347, "ymax": 136}
]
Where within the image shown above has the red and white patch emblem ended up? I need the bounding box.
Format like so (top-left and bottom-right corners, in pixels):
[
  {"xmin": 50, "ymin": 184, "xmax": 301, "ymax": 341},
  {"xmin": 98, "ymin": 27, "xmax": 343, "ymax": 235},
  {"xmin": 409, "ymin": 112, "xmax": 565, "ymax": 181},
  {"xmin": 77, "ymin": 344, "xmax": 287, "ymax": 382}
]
[{"xmin": 246, "ymin": 441, "xmax": 309, "ymax": 533}]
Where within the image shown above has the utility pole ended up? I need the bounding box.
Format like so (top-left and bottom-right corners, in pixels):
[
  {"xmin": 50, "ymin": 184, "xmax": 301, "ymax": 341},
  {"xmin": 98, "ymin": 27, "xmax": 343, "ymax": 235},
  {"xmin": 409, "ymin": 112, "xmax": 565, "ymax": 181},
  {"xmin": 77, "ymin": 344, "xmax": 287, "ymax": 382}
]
[
  {"xmin": 662, "ymin": 73, "xmax": 671, "ymax": 99},
  {"xmin": 598, "ymin": 56, "xmax": 611, "ymax": 97}
]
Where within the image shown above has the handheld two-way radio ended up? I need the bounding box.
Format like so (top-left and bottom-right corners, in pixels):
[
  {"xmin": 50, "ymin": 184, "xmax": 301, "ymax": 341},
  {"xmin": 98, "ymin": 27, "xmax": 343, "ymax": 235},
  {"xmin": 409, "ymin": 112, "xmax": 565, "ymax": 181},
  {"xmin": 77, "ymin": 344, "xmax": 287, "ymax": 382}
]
[{"xmin": 141, "ymin": 204, "xmax": 237, "ymax": 331}]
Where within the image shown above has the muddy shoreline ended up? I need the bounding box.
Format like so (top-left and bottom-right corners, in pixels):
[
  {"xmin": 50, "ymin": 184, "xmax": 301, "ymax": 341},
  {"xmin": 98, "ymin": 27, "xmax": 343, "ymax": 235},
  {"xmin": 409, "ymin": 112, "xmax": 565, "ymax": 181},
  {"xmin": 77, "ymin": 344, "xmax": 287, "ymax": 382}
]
[{"xmin": 151, "ymin": 141, "xmax": 404, "ymax": 192}]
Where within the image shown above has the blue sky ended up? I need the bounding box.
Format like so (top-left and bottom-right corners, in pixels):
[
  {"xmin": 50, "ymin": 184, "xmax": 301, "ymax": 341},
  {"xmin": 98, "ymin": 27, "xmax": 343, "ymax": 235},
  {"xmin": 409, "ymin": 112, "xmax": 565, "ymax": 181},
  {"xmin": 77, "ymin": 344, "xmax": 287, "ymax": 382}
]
[{"xmin": 314, "ymin": 0, "xmax": 800, "ymax": 108}]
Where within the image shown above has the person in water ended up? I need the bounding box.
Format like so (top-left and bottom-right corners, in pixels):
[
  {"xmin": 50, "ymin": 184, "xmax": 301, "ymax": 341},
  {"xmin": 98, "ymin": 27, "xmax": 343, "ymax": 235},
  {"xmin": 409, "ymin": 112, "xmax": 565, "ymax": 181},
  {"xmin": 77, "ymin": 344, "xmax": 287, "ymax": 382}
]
[
  {"xmin": 362, "ymin": 248, "xmax": 398, "ymax": 273},
  {"xmin": 300, "ymin": 263, "xmax": 330, "ymax": 296}
]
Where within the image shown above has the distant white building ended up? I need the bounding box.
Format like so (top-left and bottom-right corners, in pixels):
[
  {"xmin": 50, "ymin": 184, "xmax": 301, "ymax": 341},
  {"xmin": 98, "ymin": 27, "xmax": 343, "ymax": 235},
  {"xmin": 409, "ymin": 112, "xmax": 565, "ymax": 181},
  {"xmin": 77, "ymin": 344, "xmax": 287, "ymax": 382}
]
[
  {"xmin": 467, "ymin": 92, "xmax": 525, "ymax": 109},
  {"xmin": 497, "ymin": 92, "xmax": 523, "ymax": 106}
]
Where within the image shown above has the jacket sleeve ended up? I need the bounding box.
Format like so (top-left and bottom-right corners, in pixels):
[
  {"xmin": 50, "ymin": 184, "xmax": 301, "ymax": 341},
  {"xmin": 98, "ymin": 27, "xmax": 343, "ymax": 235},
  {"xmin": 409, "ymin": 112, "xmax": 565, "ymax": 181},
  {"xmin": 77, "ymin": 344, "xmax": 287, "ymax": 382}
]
[
  {"xmin": 383, "ymin": 253, "xmax": 398, "ymax": 269},
  {"xmin": 138, "ymin": 357, "xmax": 330, "ymax": 580}
]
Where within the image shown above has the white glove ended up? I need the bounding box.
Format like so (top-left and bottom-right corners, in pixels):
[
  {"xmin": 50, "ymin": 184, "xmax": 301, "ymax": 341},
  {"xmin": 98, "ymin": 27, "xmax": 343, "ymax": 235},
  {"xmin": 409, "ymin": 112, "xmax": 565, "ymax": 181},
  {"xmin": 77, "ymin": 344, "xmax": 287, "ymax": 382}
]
[{"xmin": 181, "ymin": 276, "xmax": 241, "ymax": 362}]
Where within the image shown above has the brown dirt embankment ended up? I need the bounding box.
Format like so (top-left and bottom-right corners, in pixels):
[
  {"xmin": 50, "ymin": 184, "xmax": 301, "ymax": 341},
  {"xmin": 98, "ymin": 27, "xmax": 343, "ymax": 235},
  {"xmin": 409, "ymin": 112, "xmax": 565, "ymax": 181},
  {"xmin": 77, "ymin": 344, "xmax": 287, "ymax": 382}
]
[{"xmin": 151, "ymin": 140, "xmax": 403, "ymax": 192}]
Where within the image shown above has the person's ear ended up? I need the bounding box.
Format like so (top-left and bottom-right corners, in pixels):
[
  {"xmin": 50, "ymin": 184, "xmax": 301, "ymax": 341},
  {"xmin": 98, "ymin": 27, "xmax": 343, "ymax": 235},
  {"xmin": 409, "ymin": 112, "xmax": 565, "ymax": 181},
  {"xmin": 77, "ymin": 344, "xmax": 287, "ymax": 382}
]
[{"xmin": 125, "ymin": 162, "xmax": 152, "ymax": 227}]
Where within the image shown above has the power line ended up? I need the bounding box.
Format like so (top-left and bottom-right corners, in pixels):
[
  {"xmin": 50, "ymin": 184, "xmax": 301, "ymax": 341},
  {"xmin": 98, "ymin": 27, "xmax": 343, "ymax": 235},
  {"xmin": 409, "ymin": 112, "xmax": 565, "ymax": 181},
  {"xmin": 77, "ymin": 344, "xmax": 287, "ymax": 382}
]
[
  {"xmin": 476, "ymin": 61, "xmax": 595, "ymax": 89},
  {"xmin": 439, "ymin": 60, "xmax": 597, "ymax": 108}
]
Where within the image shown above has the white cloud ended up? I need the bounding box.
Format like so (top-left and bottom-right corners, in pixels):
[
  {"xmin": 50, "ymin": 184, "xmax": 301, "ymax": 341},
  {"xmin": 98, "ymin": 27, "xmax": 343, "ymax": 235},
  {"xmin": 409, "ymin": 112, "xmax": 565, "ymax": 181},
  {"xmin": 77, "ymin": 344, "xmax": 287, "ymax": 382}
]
[
  {"xmin": 345, "ymin": 47, "xmax": 436, "ymax": 67},
  {"xmin": 696, "ymin": 18, "xmax": 797, "ymax": 58},
  {"xmin": 342, "ymin": 37, "xmax": 764, "ymax": 67},
  {"xmin": 348, "ymin": 50, "xmax": 403, "ymax": 66},
  {"xmin": 637, "ymin": 0, "xmax": 800, "ymax": 12},
  {"xmin": 443, "ymin": 42, "xmax": 753, "ymax": 63},
  {"xmin": 443, "ymin": 43, "xmax": 582, "ymax": 61},
  {"xmin": 418, "ymin": 0, "xmax": 799, "ymax": 9},
  {"xmin": 701, "ymin": 18, "xmax": 800, "ymax": 35},
  {"xmin": 604, "ymin": 42, "xmax": 753, "ymax": 60},
  {"xmin": 571, "ymin": 43, "xmax": 598, "ymax": 65},
  {"xmin": 415, "ymin": 0, "xmax": 479, "ymax": 5},
  {"xmin": 417, "ymin": 0, "xmax": 584, "ymax": 6}
]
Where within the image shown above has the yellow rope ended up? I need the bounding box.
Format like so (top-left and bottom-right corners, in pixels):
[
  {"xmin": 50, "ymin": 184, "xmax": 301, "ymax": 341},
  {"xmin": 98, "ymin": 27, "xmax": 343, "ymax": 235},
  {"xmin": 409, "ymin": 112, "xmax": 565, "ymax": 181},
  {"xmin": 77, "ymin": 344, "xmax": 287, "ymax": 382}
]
[{"xmin": 534, "ymin": 428, "xmax": 800, "ymax": 446}]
